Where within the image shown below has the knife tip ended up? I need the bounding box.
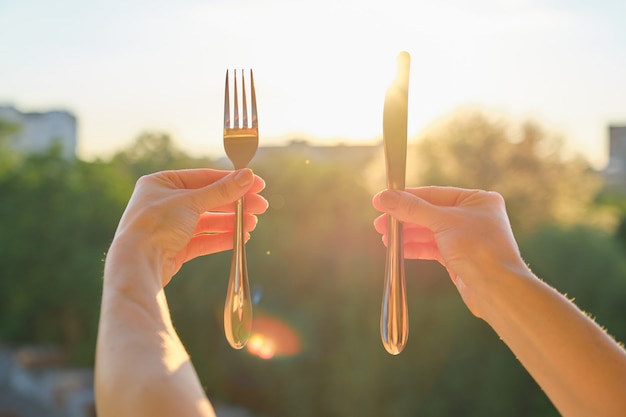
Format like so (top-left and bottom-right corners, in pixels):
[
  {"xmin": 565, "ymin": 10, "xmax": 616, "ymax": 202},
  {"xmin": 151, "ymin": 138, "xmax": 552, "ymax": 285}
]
[
  {"xmin": 397, "ymin": 51, "xmax": 410, "ymax": 67},
  {"xmin": 395, "ymin": 51, "xmax": 410, "ymax": 87}
]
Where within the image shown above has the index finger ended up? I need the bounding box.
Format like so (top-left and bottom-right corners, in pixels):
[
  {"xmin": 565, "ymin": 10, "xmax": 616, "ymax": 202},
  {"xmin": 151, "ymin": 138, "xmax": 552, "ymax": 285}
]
[
  {"xmin": 164, "ymin": 168, "xmax": 265, "ymax": 193},
  {"xmin": 404, "ymin": 186, "xmax": 482, "ymax": 207},
  {"xmin": 373, "ymin": 189, "xmax": 447, "ymax": 231}
]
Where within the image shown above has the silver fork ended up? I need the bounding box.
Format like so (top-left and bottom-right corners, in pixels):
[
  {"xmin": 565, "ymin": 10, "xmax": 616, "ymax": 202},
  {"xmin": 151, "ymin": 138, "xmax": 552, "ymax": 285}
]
[{"xmin": 223, "ymin": 69, "xmax": 258, "ymax": 349}]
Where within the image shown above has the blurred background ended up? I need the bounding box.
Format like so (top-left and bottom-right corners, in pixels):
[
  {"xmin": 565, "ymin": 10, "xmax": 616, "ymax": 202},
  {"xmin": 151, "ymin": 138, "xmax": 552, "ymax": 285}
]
[{"xmin": 1, "ymin": 0, "xmax": 626, "ymax": 416}]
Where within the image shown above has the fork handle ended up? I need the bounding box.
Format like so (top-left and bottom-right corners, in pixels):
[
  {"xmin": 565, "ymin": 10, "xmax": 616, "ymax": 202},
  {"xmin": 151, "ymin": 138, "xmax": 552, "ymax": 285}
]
[
  {"xmin": 224, "ymin": 196, "xmax": 253, "ymax": 349},
  {"xmin": 381, "ymin": 215, "xmax": 408, "ymax": 355}
]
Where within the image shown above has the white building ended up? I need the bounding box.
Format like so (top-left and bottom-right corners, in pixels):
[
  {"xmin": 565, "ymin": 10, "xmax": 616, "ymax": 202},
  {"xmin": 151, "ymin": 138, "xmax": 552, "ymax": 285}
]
[{"xmin": 0, "ymin": 105, "xmax": 77, "ymax": 159}]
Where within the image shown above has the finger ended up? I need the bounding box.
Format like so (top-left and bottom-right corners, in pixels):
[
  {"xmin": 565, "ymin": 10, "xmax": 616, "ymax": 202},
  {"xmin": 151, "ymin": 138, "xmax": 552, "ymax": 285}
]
[
  {"xmin": 373, "ymin": 213, "xmax": 387, "ymax": 234},
  {"xmin": 160, "ymin": 168, "xmax": 265, "ymax": 191},
  {"xmin": 403, "ymin": 225, "xmax": 436, "ymax": 244},
  {"xmin": 404, "ymin": 242, "xmax": 444, "ymax": 264},
  {"xmin": 191, "ymin": 169, "xmax": 255, "ymax": 213},
  {"xmin": 180, "ymin": 231, "xmax": 252, "ymax": 264},
  {"xmin": 379, "ymin": 227, "xmax": 436, "ymax": 245},
  {"xmin": 373, "ymin": 189, "xmax": 446, "ymax": 231},
  {"xmin": 164, "ymin": 168, "xmax": 231, "ymax": 189},
  {"xmin": 373, "ymin": 186, "xmax": 482, "ymax": 211},
  {"xmin": 194, "ymin": 212, "xmax": 258, "ymax": 234},
  {"xmin": 207, "ymin": 193, "xmax": 269, "ymax": 214},
  {"xmin": 248, "ymin": 174, "xmax": 266, "ymax": 193},
  {"xmin": 194, "ymin": 212, "xmax": 232, "ymax": 233},
  {"xmin": 404, "ymin": 186, "xmax": 482, "ymax": 207},
  {"xmin": 243, "ymin": 193, "xmax": 269, "ymax": 214},
  {"xmin": 373, "ymin": 213, "xmax": 429, "ymax": 236},
  {"xmin": 377, "ymin": 232, "xmax": 443, "ymax": 263}
]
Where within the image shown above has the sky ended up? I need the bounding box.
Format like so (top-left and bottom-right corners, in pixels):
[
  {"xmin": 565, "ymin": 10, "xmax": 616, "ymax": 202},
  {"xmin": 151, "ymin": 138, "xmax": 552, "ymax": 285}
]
[{"xmin": 0, "ymin": 0, "xmax": 625, "ymax": 167}]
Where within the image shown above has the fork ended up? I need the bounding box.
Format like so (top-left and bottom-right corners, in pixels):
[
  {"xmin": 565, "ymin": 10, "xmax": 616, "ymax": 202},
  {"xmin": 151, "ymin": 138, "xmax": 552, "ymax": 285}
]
[{"xmin": 223, "ymin": 69, "xmax": 258, "ymax": 349}]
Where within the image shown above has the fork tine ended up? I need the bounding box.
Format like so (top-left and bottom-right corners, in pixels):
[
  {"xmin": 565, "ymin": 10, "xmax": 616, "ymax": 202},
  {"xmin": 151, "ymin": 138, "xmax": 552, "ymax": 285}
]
[
  {"xmin": 233, "ymin": 69, "xmax": 239, "ymax": 129},
  {"xmin": 242, "ymin": 70, "xmax": 248, "ymax": 128},
  {"xmin": 250, "ymin": 70, "xmax": 257, "ymax": 128},
  {"xmin": 224, "ymin": 70, "xmax": 230, "ymax": 129}
]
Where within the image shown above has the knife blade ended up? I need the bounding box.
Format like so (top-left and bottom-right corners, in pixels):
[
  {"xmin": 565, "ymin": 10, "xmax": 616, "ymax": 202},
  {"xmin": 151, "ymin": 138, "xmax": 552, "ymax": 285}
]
[{"xmin": 383, "ymin": 51, "xmax": 410, "ymax": 191}]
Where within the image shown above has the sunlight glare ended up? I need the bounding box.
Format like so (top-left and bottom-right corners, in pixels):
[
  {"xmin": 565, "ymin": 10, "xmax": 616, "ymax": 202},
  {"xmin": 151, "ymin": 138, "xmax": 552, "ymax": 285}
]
[
  {"xmin": 246, "ymin": 312, "xmax": 302, "ymax": 360},
  {"xmin": 247, "ymin": 334, "xmax": 276, "ymax": 360}
]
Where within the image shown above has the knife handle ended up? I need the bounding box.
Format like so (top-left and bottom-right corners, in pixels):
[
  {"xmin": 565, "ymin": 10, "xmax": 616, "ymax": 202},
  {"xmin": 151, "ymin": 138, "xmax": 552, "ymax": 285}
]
[{"xmin": 380, "ymin": 214, "xmax": 408, "ymax": 355}]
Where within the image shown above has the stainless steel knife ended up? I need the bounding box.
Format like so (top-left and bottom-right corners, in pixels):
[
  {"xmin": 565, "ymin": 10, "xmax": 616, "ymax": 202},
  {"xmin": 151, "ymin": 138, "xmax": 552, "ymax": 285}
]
[{"xmin": 381, "ymin": 51, "xmax": 410, "ymax": 355}]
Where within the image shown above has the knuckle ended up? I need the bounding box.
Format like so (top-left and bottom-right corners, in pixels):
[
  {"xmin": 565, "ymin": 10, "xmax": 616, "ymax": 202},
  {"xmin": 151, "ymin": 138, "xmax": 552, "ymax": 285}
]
[
  {"xmin": 484, "ymin": 190, "xmax": 505, "ymax": 207},
  {"xmin": 135, "ymin": 174, "xmax": 152, "ymax": 188}
]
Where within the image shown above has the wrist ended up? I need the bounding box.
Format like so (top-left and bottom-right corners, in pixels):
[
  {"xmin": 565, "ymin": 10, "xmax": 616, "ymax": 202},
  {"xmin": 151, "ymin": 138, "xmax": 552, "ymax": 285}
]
[
  {"xmin": 104, "ymin": 232, "xmax": 165, "ymax": 296},
  {"xmin": 101, "ymin": 232, "xmax": 178, "ymax": 335},
  {"xmin": 473, "ymin": 255, "xmax": 538, "ymax": 325}
]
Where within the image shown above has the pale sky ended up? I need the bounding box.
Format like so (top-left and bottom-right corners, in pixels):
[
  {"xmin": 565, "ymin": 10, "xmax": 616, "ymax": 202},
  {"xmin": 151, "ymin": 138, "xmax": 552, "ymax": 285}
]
[{"xmin": 0, "ymin": 0, "xmax": 624, "ymax": 167}]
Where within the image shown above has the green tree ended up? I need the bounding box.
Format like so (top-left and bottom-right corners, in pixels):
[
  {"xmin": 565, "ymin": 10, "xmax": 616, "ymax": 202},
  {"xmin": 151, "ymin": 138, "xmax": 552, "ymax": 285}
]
[
  {"xmin": 0, "ymin": 148, "xmax": 132, "ymax": 363},
  {"xmin": 110, "ymin": 131, "xmax": 216, "ymax": 178},
  {"xmin": 414, "ymin": 110, "xmax": 603, "ymax": 232},
  {"xmin": 0, "ymin": 116, "xmax": 20, "ymax": 175},
  {"xmin": 520, "ymin": 225, "xmax": 626, "ymax": 341}
]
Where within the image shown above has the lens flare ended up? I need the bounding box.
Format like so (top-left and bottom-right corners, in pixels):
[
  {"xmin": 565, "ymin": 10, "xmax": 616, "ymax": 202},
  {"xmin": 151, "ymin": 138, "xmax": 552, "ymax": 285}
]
[
  {"xmin": 247, "ymin": 334, "xmax": 276, "ymax": 360},
  {"xmin": 246, "ymin": 312, "xmax": 302, "ymax": 360}
]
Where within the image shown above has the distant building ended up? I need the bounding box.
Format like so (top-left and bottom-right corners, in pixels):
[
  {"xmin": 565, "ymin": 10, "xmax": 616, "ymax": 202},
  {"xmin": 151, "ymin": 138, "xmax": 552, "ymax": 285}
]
[
  {"xmin": 240, "ymin": 138, "xmax": 382, "ymax": 169},
  {"xmin": 604, "ymin": 125, "xmax": 626, "ymax": 188},
  {"xmin": 0, "ymin": 105, "xmax": 77, "ymax": 159}
]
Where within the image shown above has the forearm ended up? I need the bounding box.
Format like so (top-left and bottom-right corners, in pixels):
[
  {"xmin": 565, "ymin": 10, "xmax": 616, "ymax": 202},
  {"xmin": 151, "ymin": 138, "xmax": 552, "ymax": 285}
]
[
  {"xmin": 95, "ymin": 241, "xmax": 215, "ymax": 417},
  {"xmin": 479, "ymin": 263, "xmax": 626, "ymax": 417}
]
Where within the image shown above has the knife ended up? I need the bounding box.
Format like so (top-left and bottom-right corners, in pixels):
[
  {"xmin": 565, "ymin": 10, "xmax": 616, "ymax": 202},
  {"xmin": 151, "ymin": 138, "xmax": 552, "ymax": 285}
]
[{"xmin": 381, "ymin": 51, "xmax": 410, "ymax": 355}]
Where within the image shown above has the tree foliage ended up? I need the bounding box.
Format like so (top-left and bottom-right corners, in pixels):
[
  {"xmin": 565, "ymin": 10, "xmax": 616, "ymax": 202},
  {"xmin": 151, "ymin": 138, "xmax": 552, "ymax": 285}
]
[
  {"xmin": 109, "ymin": 131, "xmax": 217, "ymax": 178},
  {"xmin": 0, "ymin": 147, "xmax": 131, "ymax": 362},
  {"xmin": 520, "ymin": 225, "xmax": 626, "ymax": 340},
  {"xmin": 0, "ymin": 117, "xmax": 21, "ymax": 175},
  {"xmin": 414, "ymin": 110, "xmax": 603, "ymax": 232}
]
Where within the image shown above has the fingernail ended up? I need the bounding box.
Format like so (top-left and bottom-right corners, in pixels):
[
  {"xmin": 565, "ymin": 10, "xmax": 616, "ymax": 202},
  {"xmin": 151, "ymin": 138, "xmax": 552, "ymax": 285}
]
[
  {"xmin": 380, "ymin": 190, "xmax": 401, "ymax": 209},
  {"xmin": 234, "ymin": 169, "xmax": 253, "ymax": 187}
]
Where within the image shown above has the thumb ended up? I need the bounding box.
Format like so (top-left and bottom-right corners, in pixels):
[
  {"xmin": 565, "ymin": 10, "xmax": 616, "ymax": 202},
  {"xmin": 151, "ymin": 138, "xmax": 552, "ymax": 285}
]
[
  {"xmin": 195, "ymin": 168, "xmax": 254, "ymax": 212},
  {"xmin": 375, "ymin": 189, "xmax": 443, "ymax": 230}
]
